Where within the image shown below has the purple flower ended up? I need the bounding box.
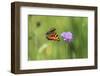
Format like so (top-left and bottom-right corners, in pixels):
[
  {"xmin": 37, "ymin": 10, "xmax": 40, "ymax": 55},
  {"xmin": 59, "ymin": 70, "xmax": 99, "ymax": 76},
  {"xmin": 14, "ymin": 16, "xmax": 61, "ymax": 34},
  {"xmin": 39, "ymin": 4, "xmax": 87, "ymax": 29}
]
[{"xmin": 61, "ymin": 32, "xmax": 73, "ymax": 42}]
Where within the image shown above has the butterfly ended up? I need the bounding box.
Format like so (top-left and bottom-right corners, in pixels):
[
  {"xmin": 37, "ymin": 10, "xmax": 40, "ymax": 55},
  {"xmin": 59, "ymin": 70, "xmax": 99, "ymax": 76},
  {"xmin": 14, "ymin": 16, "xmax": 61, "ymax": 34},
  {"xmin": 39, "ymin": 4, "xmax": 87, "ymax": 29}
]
[{"xmin": 46, "ymin": 28, "xmax": 60, "ymax": 41}]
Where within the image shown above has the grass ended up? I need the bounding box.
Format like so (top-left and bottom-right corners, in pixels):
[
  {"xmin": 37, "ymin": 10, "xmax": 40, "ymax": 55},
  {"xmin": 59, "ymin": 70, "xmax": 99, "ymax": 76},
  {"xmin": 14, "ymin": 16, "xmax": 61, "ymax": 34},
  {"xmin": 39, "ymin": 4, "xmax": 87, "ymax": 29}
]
[{"xmin": 28, "ymin": 15, "xmax": 88, "ymax": 60}]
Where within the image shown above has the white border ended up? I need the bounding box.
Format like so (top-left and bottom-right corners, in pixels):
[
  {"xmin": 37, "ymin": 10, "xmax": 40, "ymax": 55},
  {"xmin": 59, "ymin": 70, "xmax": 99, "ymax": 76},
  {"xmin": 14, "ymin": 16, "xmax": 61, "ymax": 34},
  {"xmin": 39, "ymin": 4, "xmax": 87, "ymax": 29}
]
[{"xmin": 20, "ymin": 7, "xmax": 95, "ymax": 70}]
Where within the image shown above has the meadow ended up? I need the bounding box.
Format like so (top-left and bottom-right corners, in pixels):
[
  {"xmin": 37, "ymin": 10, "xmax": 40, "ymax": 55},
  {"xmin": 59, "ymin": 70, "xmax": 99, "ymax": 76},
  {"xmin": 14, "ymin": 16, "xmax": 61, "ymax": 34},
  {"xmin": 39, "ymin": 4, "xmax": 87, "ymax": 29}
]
[{"xmin": 28, "ymin": 15, "xmax": 88, "ymax": 60}]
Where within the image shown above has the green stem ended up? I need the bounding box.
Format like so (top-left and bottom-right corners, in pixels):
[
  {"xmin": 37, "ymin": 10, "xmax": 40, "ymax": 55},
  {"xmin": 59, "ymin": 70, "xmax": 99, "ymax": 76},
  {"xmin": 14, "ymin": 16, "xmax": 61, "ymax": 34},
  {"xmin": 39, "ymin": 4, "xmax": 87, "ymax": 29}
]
[{"xmin": 68, "ymin": 43, "xmax": 75, "ymax": 59}]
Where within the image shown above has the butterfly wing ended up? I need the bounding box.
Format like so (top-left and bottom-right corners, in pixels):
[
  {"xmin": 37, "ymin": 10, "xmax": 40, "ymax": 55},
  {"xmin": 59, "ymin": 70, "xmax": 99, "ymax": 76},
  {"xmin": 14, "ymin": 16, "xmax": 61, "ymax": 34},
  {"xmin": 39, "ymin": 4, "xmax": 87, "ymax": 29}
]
[
  {"xmin": 46, "ymin": 32, "xmax": 60, "ymax": 41},
  {"xmin": 46, "ymin": 27, "xmax": 60, "ymax": 41}
]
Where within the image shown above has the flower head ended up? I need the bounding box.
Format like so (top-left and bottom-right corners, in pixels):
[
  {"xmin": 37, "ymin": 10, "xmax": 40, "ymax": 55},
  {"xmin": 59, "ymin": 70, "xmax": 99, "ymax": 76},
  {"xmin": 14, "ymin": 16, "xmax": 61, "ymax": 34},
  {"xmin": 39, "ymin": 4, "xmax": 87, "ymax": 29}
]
[{"xmin": 61, "ymin": 32, "xmax": 73, "ymax": 42}]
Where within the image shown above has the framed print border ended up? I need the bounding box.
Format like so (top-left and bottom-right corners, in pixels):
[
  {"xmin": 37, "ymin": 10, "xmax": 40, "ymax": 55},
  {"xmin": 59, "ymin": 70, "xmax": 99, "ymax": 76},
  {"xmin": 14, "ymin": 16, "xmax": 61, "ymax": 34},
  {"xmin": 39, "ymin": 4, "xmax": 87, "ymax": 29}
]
[{"xmin": 11, "ymin": 2, "xmax": 98, "ymax": 74}]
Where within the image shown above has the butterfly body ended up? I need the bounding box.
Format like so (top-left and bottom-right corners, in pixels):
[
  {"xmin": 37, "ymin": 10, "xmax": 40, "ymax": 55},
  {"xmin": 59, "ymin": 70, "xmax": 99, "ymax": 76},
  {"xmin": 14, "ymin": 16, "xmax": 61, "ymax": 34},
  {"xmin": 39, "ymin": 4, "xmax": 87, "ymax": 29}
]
[{"xmin": 46, "ymin": 28, "xmax": 60, "ymax": 41}]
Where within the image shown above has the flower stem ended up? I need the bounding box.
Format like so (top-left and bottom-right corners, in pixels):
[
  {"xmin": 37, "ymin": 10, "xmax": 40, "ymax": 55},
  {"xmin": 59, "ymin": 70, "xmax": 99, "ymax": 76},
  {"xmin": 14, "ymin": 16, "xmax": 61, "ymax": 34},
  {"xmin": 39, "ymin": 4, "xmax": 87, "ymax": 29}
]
[{"xmin": 68, "ymin": 43, "xmax": 75, "ymax": 59}]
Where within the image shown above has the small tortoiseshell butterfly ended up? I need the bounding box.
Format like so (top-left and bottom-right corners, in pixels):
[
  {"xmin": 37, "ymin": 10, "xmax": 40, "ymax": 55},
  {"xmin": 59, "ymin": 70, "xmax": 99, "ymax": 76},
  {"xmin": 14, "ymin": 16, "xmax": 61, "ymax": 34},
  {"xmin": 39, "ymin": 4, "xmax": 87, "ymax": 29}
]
[{"xmin": 46, "ymin": 28, "xmax": 60, "ymax": 41}]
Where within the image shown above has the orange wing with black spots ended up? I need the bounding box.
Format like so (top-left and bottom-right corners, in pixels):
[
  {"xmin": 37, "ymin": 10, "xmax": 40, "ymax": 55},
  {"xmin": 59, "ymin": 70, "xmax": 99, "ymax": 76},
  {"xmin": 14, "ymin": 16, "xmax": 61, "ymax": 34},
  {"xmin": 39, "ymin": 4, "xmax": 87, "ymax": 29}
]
[{"xmin": 46, "ymin": 28, "xmax": 60, "ymax": 41}]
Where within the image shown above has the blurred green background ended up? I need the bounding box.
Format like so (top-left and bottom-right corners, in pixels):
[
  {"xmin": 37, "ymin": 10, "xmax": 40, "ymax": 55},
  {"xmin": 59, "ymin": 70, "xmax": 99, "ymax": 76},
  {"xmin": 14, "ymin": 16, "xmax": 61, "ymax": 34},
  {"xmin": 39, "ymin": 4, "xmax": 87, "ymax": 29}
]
[{"xmin": 28, "ymin": 15, "xmax": 88, "ymax": 60}]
